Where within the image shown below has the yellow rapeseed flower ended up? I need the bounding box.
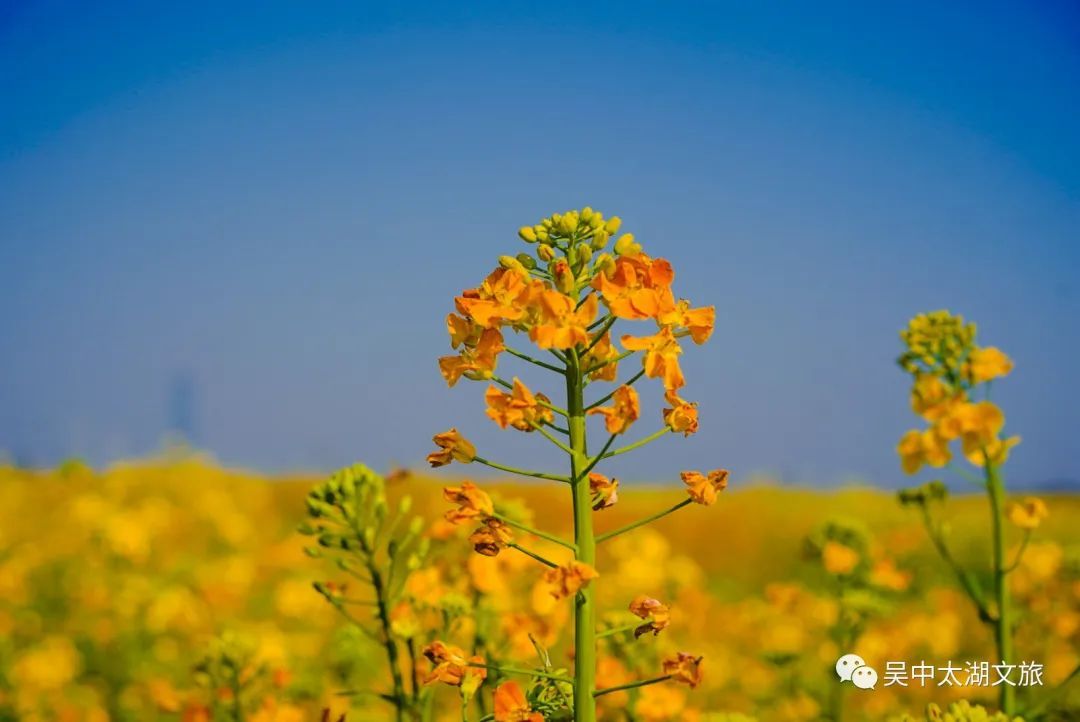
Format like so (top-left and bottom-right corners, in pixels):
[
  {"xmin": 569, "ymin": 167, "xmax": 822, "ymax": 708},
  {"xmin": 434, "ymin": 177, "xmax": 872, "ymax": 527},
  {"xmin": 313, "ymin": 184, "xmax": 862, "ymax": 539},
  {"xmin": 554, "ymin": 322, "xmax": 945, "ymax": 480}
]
[
  {"xmin": 966, "ymin": 346, "xmax": 1014, "ymax": 384},
  {"xmin": 484, "ymin": 378, "xmax": 554, "ymax": 431},
  {"xmin": 587, "ymin": 384, "xmax": 640, "ymax": 434},
  {"xmin": 1007, "ymin": 497, "xmax": 1048, "ymax": 530},
  {"xmin": 542, "ymin": 561, "xmax": 599, "ymax": 600},
  {"xmin": 427, "ymin": 429, "xmax": 477, "ymax": 467}
]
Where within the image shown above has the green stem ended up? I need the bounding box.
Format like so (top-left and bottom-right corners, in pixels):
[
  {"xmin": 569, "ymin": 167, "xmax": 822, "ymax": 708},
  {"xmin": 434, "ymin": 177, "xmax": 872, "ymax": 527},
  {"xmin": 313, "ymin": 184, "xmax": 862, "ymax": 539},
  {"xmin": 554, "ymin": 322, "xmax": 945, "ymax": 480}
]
[
  {"xmin": 597, "ymin": 622, "xmax": 639, "ymax": 639},
  {"xmin": 583, "ymin": 316, "xmax": 616, "ymax": 354},
  {"xmin": 597, "ymin": 499, "xmax": 693, "ymax": 544},
  {"xmin": 509, "ymin": 542, "xmax": 559, "ymax": 568},
  {"xmin": 473, "ymin": 455, "xmax": 570, "ymax": 483},
  {"xmin": 576, "ymin": 434, "xmax": 617, "ymax": 482},
  {"xmin": 603, "ymin": 428, "xmax": 670, "ymax": 459},
  {"xmin": 369, "ymin": 560, "xmax": 408, "ymax": 722},
  {"xmin": 491, "ymin": 375, "xmax": 568, "ymax": 417},
  {"xmin": 585, "ymin": 369, "xmax": 646, "ymax": 410},
  {"xmin": 582, "ymin": 350, "xmax": 633, "ymax": 377},
  {"xmin": 593, "ymin": 675, "xmax": 671, "ymax": 698},
  {"xmin": 492, "ymin": 512, "xmax": 576, "ymax": 551},
  {"xmin": 918, "ymin": 507, "xmax": 995, "ymax": 624},
  {"xmin": 986, "ymin": 461, "xmax": 1015, "ymax": 715},
  {"xmin": 567, "ymin": 349, "xmax": 597, "ymax": 722},
  {"xmin": 531, "ymin": 421, "xmax": 576, "ymax": 455},
  {"xmin": 1002, "ymin": 529, "xmax": 1032, "ymax": 574},
  {"xmin": 505, "ymin": 346, "xmax": 566, "ymax": 374},
  {"xmin": 466, "ymin": 662, "xmax": 572, "ymax": 683}
]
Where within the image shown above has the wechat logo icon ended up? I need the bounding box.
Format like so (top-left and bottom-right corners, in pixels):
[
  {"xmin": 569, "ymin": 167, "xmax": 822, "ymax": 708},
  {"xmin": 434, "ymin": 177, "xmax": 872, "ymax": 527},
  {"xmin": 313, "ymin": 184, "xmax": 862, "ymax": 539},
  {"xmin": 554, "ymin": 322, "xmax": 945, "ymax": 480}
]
[{"xmin": 836, "ymin": 653, "xmax": 878, "ymax": 690}]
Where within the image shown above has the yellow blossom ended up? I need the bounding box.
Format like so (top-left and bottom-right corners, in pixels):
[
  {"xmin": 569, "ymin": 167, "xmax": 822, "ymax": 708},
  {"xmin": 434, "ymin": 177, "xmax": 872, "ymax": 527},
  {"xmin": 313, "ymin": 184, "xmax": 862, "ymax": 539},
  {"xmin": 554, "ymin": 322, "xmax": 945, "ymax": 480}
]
[
  {"xmin": 469, "ymin": 518, "xmax": 514, "ymax": 556},
  {"xmin": 821, "ymin": 541, "xmax": 860, "ymax": 575},
  {"xmin": 485, "ymin": 378, "xmax": 554, "ymax": 431},
  {"xmin": 493, "ymin": 681, "xmax": 543, "ymax": 722},
  {"xmin": 582, "ymin": 332, "xmax": 621, "ymax": 382},
  {"xmin": 589, "ymin": 473, "xmax": 619, "ymax": 510},
  {"xmin": 587, "ymin": 384, "xmax": 640, "ymax": 434},
  {"xmin": 592, "ymin": 254, "xmax": 674, "ymax": 320},
  {"xmin": 442, "ymin": 481, "xmax": 494, "ymax": 524},
  {"xmin": 439, "ymin": 328, "xmax": 504, "ymax": 386},
  {"xmin": 658, "ymin": 299, "xmax": 716, "ymax": 345},
  {"xmin": 455, "ymin": 267, "xmax": 533, "ymax": 328},
  {"xmin": 910, "ymin": 374, "xmax": 960, "ymax": 421},
  {"xmin": 629, "ymin": 594, "xmax": 671, "ymax": 637},
  {"xmin": 530, "ymin": 290, "xmax": 598, "ymax": 349},
  {"xmin": 663, "ymin": 390, "xmax": 699, "ymax": 435},
  {"xmin": 542, "ymin": 561, "xmax": 599, "ymax": 600},
  {"xmin": 422, "ymin": 641, "xmax": 483, "ymax": 687},
  {"xmin": 427, "ymin": 428, "xmax": 477, "ymax": 467},
  {"xmin": 869, "ymin": 558, "xmax": 912, "ymax": 591},
  {"xmin": 1008, "ymin": 497, "xmax": 1048, "ymax": 530},
  {"xmin": 897, "ymin": 428, "xmax": 951, "ymax": 475},
  {"xmin": 967, "ymin": 346, "xmax": 1014, "ymax": 383},
  {"xmin": 681, "ymin": 469, "xmax": 728, "ymax": 506},
  {"xmin": 662, "ymin": 652, "xmax": 704, "ymax": 688},
  {"xmin": 622, "ymin": 327, "xmax": 684, "ymax": 391}
]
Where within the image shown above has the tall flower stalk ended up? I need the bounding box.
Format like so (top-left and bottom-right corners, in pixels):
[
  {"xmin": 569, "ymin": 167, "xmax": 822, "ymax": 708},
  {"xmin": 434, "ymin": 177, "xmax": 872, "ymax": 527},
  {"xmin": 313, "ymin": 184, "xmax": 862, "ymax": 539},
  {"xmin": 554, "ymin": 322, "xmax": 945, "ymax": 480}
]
[
  {"xmin": 427, "ymin": 208, "xmax": 724, "ymax": 720},
  {"xmin": 895, "ymin": 310, "xmax": 1046, "ymax": 717}
]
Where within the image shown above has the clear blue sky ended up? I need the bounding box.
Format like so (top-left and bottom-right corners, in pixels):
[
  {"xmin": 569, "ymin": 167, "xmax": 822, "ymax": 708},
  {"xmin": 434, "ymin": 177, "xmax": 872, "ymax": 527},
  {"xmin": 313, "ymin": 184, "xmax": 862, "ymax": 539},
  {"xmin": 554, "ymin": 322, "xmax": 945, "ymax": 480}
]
[{"xmin": 1, "ymin": 1, "xmax": 1078, "ymax": 488}]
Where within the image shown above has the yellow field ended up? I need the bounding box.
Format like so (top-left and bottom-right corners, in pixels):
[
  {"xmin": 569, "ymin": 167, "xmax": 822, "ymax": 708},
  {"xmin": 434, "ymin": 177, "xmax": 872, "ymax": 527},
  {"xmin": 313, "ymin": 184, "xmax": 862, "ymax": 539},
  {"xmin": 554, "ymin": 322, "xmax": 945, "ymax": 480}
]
[{"xmin": 1, "ymin": 456, "xmax": 1076, "ymax": 721}]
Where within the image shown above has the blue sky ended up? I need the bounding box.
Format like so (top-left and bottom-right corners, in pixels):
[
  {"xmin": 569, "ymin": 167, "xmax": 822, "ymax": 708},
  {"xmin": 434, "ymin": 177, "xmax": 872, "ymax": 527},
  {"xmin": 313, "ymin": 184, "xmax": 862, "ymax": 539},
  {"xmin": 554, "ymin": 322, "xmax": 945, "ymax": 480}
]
[{"xmin": 1, "ymin": 1, "xmax": 1078, "ymax": 488}]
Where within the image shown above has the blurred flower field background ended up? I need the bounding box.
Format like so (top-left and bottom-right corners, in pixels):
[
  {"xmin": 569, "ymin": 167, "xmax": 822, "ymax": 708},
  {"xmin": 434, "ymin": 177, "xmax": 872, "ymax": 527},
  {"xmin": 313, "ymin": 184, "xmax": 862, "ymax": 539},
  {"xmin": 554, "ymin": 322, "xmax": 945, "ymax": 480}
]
[{"xmin": 2, "ymin": 453, "xmax": 1076, "ymax": 722}]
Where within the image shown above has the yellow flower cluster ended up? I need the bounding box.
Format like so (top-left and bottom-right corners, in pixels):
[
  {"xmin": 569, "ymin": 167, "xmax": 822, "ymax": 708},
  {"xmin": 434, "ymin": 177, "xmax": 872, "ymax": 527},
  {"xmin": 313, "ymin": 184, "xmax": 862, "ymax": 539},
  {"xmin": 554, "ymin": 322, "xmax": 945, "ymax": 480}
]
[{"xmin": 896, "ymin": 311, "xmax": 1018, "ymax": 474}]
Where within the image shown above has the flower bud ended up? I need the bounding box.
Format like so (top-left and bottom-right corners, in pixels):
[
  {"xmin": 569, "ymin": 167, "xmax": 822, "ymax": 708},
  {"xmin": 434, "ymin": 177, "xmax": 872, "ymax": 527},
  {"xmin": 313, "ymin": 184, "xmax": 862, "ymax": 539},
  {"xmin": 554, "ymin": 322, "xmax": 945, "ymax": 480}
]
[
  {"xmin": 515, "ymin": 253, "xmax": 537, "ymax": 270},
  {"xmin": 594, "ymin": 253, "xmax": 616, "ymax": 276},
  {"xmin": 498, "ymin": 255, "xmax": 529, "ymax": 276},
  {"xmin": 552, "ymin": 258, "xmax": 575, "ymax": 294},
  {"xmin": 590, "ymin": 230, "xmax": 609, "ymax": 250},
  {"xmin": 575, "ymin": 243, "xmax": 593, "ymax": 264},
  {"xmin": 559, "ymin": 212, "xmax": 579, "ymax": 236},
  {"xmin": 614, "ymin": 233, "xmax": 641, "ymax": 256},
  {"xmin": 537, "ymin": 244, "xmax": 556, "ymax": 262},
  {"xmin": 581, "ymin": 206, "xmax": 594, "ymax": 222},
  {"xmin": 605, "ymin": 216, "xmax": 622, "ymax": 235},
  {"xmin": 518, "ymin": 226, "xmax": 537, "ymax": 243}
]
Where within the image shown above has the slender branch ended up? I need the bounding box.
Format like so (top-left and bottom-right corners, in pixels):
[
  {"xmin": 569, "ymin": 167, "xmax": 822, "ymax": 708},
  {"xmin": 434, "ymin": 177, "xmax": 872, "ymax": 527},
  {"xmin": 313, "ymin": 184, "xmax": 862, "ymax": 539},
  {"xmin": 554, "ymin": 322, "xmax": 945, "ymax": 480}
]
[
  {"xmin": 406, "ymin": 638, "xmax": 420, "ymax": 701},
  {"xmin": 549, "ymin": 348, "xmax": 569, "ymax": 364},
  {"xmin": 530, "ymin": 421, "xmax": 576, "ymax": 455},
  {"xmin": 493, "ymin": 512, "xmax": 577, "ymax": 551},
  {"xmin": 583, "ymin": 350, "xmax": 634, "ymax": 377},
  {"xmin": 473, "ymin": 455, "xmax": 570, "ymax": 483},
  {"xmin": 597, "ymin": 498, "xmax": 693, "ymax": 543},
  {"xmin": 1021, "ymin": 662, "xmax": 1080, "ymax": 719},
  {"xmin": 583, "ymin": 316, "xmax": 616, "ymax": 354},
  {"xmin": 544, "ymin": 421, "xmax": 571, "ymax": 435},
  {"xmin": 585, "ymin": 369, "xmax": 646, "ymax": 410},
  {"xmin": 490, "ymin": 374, "xmax": 569, "ymax": 417},
  {"xmin": 509, "ymin": 542, "xmax": 558, "ymax": 568},
  {"xmin": 594, "ymin": 675, "xmax": 672, "ymax": 698},
  {"xmin": 1002, "ymin": 529, "xmax": 1032, "ymax": 574},
  {"xmin": 597, "ymin": 622, "xmax": 639, "ymax": 639},
  {"xmin": 576, "ymin": 434, "xmax": 617, "ymax": 482},
  {"xmin": 947, "ymin": 462, "xmax": 986, "ymax": 487},
  {"xmin": 466, "ymin": 662, "xmax": 572, "ymax": 683},
  {"xmin": 919, "ymin": 507, "xmax": 995, "ymax": 624},
  {"xmin": 603, "ymin": 428, "xmax": 671, "ymax": 459},
  {"xmin": 505, "ymin": 346, "xmax": 566, "ymax": 374}
]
